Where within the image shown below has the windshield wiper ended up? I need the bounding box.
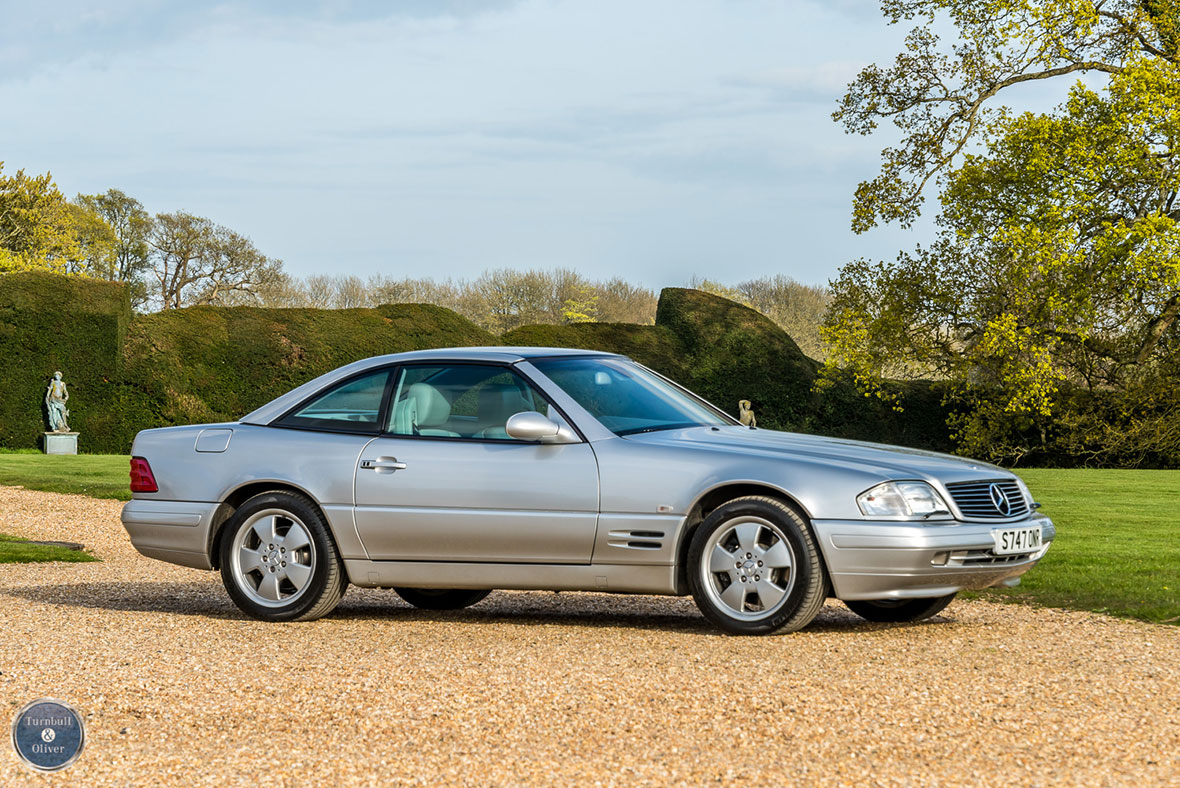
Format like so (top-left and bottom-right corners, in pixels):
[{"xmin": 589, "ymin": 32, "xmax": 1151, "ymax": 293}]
[{"xmin": 616, "ymin": 422, "xmax": 703, "ymax": 436}]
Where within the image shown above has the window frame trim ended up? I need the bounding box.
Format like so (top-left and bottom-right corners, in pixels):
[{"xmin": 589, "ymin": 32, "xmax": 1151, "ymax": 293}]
[
  {"xmin": 268, "ymin": 359, "xmax": 588, "ymax": 444},
  {"xmin": 269, "ymin": 366, "xmax": 398, "ymax": 437}
]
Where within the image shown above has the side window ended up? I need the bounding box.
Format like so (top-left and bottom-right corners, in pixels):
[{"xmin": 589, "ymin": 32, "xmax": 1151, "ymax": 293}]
[
  {"xmin": 386, "ymin": 364, "xmax": 551, "ymax": 440},
  {"xmin": 276, "ymin": 369, "xmax": 390, "ymax": 433}
]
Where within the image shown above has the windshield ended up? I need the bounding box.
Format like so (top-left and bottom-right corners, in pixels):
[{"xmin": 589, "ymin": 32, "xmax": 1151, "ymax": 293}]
[{"xmin": 530, "ymin": 356, "xmax": 734, "ymax": 436}]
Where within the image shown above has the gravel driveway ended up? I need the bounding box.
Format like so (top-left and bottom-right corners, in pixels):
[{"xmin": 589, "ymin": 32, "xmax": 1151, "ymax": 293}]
[{"xmin": 1, "ymin": 485, "xmax": 1177, "ymax": 787}]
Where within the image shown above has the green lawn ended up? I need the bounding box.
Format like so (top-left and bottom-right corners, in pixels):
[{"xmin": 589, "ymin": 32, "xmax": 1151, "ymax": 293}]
[
  {"xmin": 0, "ymin": 455, "xmax": 1174, "ymax": 622},
  {"xmin": 0, "ymin": 533, "xmax": 98, "ymax": 564},
  {"xmin": 0, "ymin": 450, "xmax": 131, "ymax": 501},
  {"xmin": 983, "ymin": 469, "xmax": 1179, "ymax": 624}
]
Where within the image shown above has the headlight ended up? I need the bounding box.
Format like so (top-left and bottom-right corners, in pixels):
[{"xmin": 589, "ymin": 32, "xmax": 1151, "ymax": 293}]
[
  {"xmin": 1013, "ymin": 477, "xmax": 1037, "ymax": 509},
  {"xmin": 857, "ymin": 481, "xmax": 952, "ymax": 520}
]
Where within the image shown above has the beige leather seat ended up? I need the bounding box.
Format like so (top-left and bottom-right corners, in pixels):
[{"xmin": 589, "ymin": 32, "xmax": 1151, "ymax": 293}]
[
  {"xmin": 474, "ymin": 383, "xmax": 534, "ymax": 439},
  {"xmin": 390, "ymin": 383, "xmax": 460, "ymax": 437}
]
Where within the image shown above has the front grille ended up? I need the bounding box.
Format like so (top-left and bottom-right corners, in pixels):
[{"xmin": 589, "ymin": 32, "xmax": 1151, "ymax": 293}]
[{"xmin": 945, "ymin": 479, "xmax": 1029, "ymax": 519}]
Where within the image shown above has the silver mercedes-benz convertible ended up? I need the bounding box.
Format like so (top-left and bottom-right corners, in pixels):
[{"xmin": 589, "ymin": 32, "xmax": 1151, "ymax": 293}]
[{"xmin": 121, "ymin": 347, "xmax": 1054, "ymax": 634}]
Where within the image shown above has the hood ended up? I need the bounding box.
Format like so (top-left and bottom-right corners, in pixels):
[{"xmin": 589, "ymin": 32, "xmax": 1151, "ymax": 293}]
[{"xmin": 623, "ymin": 426, "xmax": 1009, "ymax": 484}]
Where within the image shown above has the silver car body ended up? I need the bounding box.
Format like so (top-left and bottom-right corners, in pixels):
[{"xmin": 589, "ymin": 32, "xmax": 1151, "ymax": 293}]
[{"xmin": 121, "ymin": 347, "xmax": 1055, "ymax": 602}]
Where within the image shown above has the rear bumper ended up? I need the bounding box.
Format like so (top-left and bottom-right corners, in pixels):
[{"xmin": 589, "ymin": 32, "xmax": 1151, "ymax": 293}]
[
  {"xmin": 120, "ymin": 498, "xmax": 221, "ymax": 570},
  {"xmin": 812, "ymin": 515, "xmax": 1055, "ymax": 601}
]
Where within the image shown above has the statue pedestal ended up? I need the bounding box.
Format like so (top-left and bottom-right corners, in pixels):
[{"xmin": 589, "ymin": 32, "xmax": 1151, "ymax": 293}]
[{"xmin": 44, "ymin": 432, "xmax": 79, "ymax": 455}]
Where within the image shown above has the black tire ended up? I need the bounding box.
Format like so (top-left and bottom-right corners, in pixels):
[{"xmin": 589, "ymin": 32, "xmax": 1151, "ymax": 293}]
[
  {"xmin": 394, "ymin": 588, "xmax": 492, "ymax": 610},
  {"xmin": 687, "ymin": 496, "xmax": 826, "ymax": 635},
  {"xmin": 218, "ymin": 490, "xmax": 347, "ymax": 622},
  {"xmin": 844, "ymin": 593, "xmax": 957, "ymax": 623}
]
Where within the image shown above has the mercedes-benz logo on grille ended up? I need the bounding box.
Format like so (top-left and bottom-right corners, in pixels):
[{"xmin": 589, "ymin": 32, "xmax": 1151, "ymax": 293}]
[{"xmin": 989, "ymin": 483, "xmax": 1012, "ymax": 516}]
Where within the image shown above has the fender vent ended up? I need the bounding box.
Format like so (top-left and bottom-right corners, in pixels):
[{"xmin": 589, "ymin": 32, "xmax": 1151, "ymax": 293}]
[{"xmin": 607, "ymin": 529, "xmax": 666, "ymax": 551}]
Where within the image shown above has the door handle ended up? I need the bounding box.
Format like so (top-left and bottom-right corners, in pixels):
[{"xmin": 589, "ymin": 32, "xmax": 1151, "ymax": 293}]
[{"xmin": 360, "ymin": 457, "xmax": 407, "ymax": 471}]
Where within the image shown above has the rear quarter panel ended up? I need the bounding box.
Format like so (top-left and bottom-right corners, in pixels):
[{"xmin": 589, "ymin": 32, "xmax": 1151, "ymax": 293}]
[{"xmin": 130, "ymin": 423, "xmax": 374, "ymax": 560}]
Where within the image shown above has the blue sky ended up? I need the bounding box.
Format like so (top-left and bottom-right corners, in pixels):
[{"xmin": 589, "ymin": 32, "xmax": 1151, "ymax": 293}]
[{"xmin": 3, "ymin": 1, "xmax": 981, "ymax": 286}]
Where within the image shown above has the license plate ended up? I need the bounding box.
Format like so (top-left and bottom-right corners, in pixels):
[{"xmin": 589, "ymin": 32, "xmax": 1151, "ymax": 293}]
[{"xmin": 992, "ymin": 526, "xmax": 1042, "ymax": 555}]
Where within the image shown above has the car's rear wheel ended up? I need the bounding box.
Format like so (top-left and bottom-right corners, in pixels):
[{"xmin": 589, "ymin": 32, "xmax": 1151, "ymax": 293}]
[
  {"xmin": 687, "ymin": 496, "xmax": 826, "ymax": 635},
  {"xmin": 843, "ymin": 593, "xmax": 957, "ymax": 623},
  {"xmin": 219, "ymin": 491, "xmax": 346, "ymax": 622},
  {"xmin": 394, "ymin": 588, "xmax": 492, "ymax": 610}
]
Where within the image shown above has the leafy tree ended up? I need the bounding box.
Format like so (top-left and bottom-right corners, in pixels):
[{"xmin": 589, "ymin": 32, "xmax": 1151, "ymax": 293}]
[
  {"xmin": 63, "ymin": 203, "xmax": 117, "ymax": 275},
  {"xmin": 74, "ymin": 189, "xmax": 152, "ymax": 307},
  {"xmin": 835, "ymin": 0, "xmax": 1180, "ymax": 231},
  {"xmin": 561, "ymin": 284, "xmax": 599, "ymax": 324},
  {"xmin": 0, "ymin": 163, "xmax": 95, "ymax": 273},
  {"xmin": 826, "ymin": 5, "xmax": 1180, "ymax": 464}
]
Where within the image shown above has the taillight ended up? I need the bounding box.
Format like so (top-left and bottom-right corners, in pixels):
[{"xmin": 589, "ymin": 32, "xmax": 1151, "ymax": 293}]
[{"xmin": 130, "ymin": 456, "xmax": 158, "ymax": 493}]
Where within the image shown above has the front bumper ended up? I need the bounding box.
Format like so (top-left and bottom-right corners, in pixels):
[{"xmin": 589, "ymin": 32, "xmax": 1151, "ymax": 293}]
[
  {"xmin": 812, "ymin": 515, "xmax": 1055, "ymax": 601},
  {"xmin": 121, "ymin": 498, "xmax": 222, "ymax": 570}
]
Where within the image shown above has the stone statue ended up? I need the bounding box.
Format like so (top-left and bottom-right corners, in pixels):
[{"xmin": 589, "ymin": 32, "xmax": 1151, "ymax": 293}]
[
  {"xmin": 45, "ymin": 371, "xmax": 71, "ymax": 433},
  {"xmin": 738, "ymin": 399, "xmax": 756, "ymax": 428}
]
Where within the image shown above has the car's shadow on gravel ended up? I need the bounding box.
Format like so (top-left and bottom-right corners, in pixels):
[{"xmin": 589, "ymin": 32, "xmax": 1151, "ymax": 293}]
[
  {"xmin": 2, "ymin": 582, "xmax": 957, "ymax": 635},
  {"xmin": 330, "ymin": 592, "xmax": 956, "ymax": 635},
  {"xmin": 3, "ymin": 581, "xmax": 241, "ymax": 619},
  {"xmin": 333, "ymin": 595, "xmax": 720, "ymax": 635}
]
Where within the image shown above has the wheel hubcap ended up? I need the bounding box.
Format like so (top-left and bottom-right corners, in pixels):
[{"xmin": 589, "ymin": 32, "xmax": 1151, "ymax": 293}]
[
  {"xmin": 231, "ymin": 510, "xmax": 316, "ymax": 608},
  {"xmin": 701, "ymin": 516, "xmax": 795, "ymax": 621}
]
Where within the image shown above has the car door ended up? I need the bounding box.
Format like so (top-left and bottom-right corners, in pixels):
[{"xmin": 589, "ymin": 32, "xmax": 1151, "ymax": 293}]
[{"xmin": 353, "ymin": 363, "xmax": 600, "ymax": 563}]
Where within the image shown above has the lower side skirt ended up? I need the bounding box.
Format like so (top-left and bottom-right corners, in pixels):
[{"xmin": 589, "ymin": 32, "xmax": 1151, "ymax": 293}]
[{"xmin": 344, "ymin": 559, "xmax": 678, "ymax": 595}]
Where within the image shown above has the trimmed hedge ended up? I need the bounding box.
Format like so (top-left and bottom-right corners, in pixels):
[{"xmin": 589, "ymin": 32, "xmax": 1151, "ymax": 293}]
[
  {"xmin": 119, "ymin": 303, "xmax": 495, "ymax": 444},
  {"xmin": 0, "ymin": 272, "xmax": 130, "ymax": 451},
  {"xmin": 503, "ymin": 322, "xmax": 691, "ymax": 380},
  {"xmin": 0, "ymin": 272, "xmax": 953, "ymax": 454},
  {"xmin": 0, "ymin": 272, "xmax": 495, "ymax": 453}
]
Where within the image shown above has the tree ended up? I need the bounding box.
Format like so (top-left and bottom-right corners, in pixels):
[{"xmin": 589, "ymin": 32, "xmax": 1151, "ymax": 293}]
[
  {"xmin": 149, "ymin": 211, "xmax": 282, "ymax": 309},
  {"xmin": 0, "ymin": 163, "xmax": 95, "ymax": 273},
  {"xmin": 74, "ymin": 189, "xmax": 152, "ymax": 307},
  {"xmin": 63, "ymin": 203, "xmax": 117, "ymax": 276},
  {"xmin": 596, "ymin": 278, "xmax": 657, "ymax": 324},
  {"xmin": 835, "ymin": 0, "xmax": 1179, "ymax": 232},
  {"xmin": 197, "ymin": 225, "xmax": 284, "ymax": 306},
  {"xmin": 825, "ymin": 55, "xmax": 1180, "ymax": 464},
  {"xmin": 369, "ymin": 276, "xmax": 465, "ymax": 314},
  {"xmin": 251, "ymin": 270, "xmax": 307, "ymax": 308},
  {"xmin": 561, "ymin": 284, "xmax": 599, "ymax": 324}
]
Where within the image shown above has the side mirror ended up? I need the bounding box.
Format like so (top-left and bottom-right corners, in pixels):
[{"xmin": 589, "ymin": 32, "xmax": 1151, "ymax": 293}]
[{"xmin": 505, "ymin": 411, "xmax": 578, "ymax": 444}]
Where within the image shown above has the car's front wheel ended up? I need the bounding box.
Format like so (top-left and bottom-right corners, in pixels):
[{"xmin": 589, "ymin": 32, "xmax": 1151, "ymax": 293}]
[
  {"xmin": 219, "ymin": 491, "xmax": 347, "ymax": 622},
  {"xmin": 394, "ymin": 588, "xmax": 492, "ymax": 610},
  {"xmin": 843, "ymin": 593, "xmax": 957, "ymax": 623},
  {"xmin": 687, "ymin": 496, "xmax": 826, "ymax": 635}
]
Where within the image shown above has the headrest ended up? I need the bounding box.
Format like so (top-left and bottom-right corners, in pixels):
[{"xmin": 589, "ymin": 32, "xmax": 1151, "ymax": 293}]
[
  {"xmin": 407, "ymin": 383, "xmax": 451, "ymax": 427},
  {"xmin": 479, "ymin": 383, "xmax": 531, "ymax": 420}
]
